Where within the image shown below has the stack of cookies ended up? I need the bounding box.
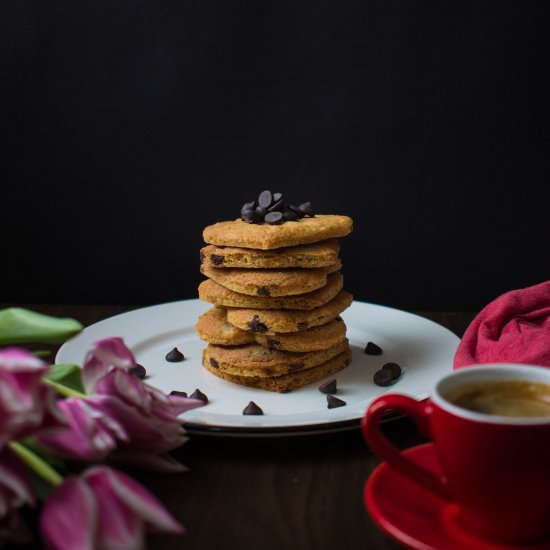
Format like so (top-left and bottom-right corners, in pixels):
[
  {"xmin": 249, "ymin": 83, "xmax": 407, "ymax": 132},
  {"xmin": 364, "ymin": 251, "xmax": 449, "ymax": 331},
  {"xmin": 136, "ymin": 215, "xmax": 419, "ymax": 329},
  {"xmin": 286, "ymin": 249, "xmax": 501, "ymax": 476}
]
[{"xmin": 196, "ymin": 191, "xmax": 354, "ymax": 393}]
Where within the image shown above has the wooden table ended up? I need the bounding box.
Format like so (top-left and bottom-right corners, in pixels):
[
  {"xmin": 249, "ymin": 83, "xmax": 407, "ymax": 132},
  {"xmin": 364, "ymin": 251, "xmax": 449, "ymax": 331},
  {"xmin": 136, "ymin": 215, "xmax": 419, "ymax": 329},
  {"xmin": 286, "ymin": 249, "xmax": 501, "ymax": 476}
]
[{"xmin": 5, "ymin": 304, "xmax": 475, "ymax": 550}]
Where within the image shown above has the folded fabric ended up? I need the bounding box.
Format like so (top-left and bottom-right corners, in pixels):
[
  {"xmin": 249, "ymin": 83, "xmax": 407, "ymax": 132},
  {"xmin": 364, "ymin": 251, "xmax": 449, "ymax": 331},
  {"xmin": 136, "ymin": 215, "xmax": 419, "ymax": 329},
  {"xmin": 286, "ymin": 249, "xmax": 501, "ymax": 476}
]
[{"xmin": 454, "ymin": 280, "xmax": 550, "ymax": 369}]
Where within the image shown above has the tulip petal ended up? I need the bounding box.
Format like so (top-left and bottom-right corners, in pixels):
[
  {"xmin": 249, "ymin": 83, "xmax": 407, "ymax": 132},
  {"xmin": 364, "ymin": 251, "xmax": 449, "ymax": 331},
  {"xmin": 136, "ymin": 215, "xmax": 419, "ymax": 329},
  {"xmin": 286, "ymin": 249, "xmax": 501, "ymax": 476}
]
[
  {"xmin": 40, "ymin": 477, "xmax": 97, "ymax": 550},
  {"xmin": 86, "ymin": 467, "xmax": 184, "ymax": 534}
]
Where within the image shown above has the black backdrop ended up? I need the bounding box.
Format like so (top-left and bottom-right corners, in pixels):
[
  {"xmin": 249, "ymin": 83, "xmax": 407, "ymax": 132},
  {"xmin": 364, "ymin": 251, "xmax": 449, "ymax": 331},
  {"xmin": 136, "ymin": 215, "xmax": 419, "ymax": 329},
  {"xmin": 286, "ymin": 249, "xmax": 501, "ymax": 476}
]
[{"xmin": 3, "ymin": 1, "xmax": 549, "ymax": 311}]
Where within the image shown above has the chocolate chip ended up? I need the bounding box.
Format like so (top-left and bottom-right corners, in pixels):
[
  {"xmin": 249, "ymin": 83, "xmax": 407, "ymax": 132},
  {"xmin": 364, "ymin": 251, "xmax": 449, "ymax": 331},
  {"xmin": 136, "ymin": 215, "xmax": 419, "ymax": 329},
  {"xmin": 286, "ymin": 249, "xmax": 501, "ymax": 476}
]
[
  {"xmin": 128, "ymin": 364, "xmax": 147, "ymax": 379},
  {"xmin": 258, "ymin": 190, "xmax": 273, "ymax": 208},
  {"xmin": 296, "ymin": 321, "xmax": 309, "ymax": 331},
  {"xmin": 170, "ymin": 390, "xmax": 188, "ymax": 398},
  {"xmin": 288, "ymin": 362, "xmax": 304, "ymax": 373},
  {"xmin": 242, "ymin": 209, "xmax": 259, "ymax": 223},
  {"xmin": 209, "ymin": 357, "xmax": 219, "ymax": 369},
  {"xmin": 282, "ymin": 208, "xmax": 299, "ymax": 221},
  {"xmin": 298, "ymin": 202, "xmax": 314, "ymax": 217},
  {"xmin": 165, "ymin": 347, "xmax": 185, "ymax": 362},
  {"xmin": 373, "ymin": 369, "xmax": 393, "ymax": 387},
  {"xmin": 319, "ymin": 379, "xmax": 337, "ymax": 394},
  {"xmin": 265, "ymin": 211, "xmax": 283, "ymax": 225},
  {"xmin": 255, "ymin": 205, "xmax": 267, "ymax": 218},
  {"xmin": 268, "ymin": 198, "xmax": 285, "ymax": 212},
  {"xmin": 288, "ymin": 204, "xmax": 306, "ymax": 218},
  {"xmin": 249, "ymin": 315, "xmax": 268, "ymax": 333},
  {"xmin": 364, "ymin": 342, "xmax": 383, "ymax": 355},
  {"xmin": 382, "ymin": 362, "xmax": 402, "ymax": 381},
  {"xmin": 210, "ymin": 254, "xmax": 225, "ymax": 266},
  {"xmin": 266, "ymin": 338, "xmax": 280, "ymax": 348},
  {"xmin": 190, "ymin": 389, "xmax": 208, "ymax": 403},
  {"xmin": 243, "ymin": 401, "xmax": 264, "ymax": 415},
  {"xmin": 327, "ymin": 395, "xmax": 346, "ymax": 409},
  {"xmin": 257, "ymin": 286, "xmax": 270, "ymax": 296},
  {"xmin": 241, "ymin": 201, "xmax": 256, "ymax": 215}
]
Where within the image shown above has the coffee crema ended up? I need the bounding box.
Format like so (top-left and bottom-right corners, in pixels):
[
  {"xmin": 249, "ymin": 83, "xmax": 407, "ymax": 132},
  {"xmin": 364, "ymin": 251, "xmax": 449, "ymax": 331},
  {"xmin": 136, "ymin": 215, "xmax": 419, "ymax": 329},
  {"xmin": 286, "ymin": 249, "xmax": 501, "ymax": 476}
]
[{"xmin": 443, "ymin": 380, "xmax": 550, "ymax": 418}]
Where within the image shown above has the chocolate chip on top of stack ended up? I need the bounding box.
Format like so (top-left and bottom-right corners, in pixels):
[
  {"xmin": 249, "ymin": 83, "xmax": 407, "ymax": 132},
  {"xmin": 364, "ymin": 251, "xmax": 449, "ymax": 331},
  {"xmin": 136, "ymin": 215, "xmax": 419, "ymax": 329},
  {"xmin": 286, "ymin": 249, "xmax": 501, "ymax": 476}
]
[{"xmin": 196, "ymin": 191, "xmax": 353, "ymax": 393}]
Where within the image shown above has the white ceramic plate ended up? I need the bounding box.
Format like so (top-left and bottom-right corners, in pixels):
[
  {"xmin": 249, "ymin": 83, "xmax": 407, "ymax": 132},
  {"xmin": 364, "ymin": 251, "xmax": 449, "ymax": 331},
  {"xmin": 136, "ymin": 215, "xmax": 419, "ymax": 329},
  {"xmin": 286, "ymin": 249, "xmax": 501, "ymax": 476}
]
[{"xmin": 56, "ymin": 299, "xmax": 459, "ymax": 437}]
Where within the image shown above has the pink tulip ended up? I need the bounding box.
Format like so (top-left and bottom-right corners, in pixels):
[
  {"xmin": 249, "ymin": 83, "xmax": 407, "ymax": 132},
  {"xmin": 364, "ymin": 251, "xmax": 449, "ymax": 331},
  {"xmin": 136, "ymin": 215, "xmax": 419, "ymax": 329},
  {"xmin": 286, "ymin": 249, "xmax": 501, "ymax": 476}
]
[
  {"xmin": 82, "ymin": 337, "xmax": 137, "ymax": 394},
  {"xmin": 0, "ymin": 348, "xmax": 65, "ymax": 447},
  {"xmin": 36, "ymin": 397, "xmax": 130, "ymax": 462},
  {"xmin": 93, "ymin": 370, "xmax": 203, "ymax": 472},
  {"xmin": 44, "ymin": 336, "xmax": 204, "ymax": 471},
  {"xmin": 0, "ymin": 448, "xmax": 35, "ymax": 545},
  {"xmin": 40, "ymin": 465, "xmax": 183, "ymax": 550}
]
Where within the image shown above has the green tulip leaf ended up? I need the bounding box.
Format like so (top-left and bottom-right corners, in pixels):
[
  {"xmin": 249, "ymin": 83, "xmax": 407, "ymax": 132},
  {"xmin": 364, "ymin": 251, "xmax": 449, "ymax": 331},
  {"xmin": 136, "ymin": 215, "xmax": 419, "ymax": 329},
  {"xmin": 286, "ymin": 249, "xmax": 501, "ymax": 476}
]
[
  {"xmin": 46, "ymin": 363, "xmax": 85, "ymax": 394},
  {"xmin": 0, "ymin": 308, "xmax": 83, "ymax": 345}
]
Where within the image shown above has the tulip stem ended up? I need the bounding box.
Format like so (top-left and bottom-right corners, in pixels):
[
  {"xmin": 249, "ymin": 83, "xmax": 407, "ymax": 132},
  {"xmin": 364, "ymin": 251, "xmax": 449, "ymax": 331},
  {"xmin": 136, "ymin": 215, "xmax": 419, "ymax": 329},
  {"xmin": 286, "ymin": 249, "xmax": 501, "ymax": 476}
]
[
  {"xmin": 9, "ymin": 441, "xmax": 64, "ymax": 487},
  {"xmin": 43, "ymin": 378, "xmax": 87, "ymax": 398}
]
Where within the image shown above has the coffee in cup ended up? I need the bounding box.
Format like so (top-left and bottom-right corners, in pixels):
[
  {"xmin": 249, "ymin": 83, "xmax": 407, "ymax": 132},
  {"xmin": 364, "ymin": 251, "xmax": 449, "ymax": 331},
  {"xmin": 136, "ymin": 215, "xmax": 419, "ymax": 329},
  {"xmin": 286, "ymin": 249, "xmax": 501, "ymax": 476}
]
[{"xmin": 443, "ymin": 379, "xmax": 550, "ymax": 417}]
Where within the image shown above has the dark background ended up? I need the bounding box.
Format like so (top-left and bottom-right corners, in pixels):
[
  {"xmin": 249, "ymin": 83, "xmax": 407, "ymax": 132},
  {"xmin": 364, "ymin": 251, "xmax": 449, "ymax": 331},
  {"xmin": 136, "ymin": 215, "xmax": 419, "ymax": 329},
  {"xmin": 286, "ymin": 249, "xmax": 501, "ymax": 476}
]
[{"xmin": 3, "ymin": 1, "xmax": 549, "ymax": 311}]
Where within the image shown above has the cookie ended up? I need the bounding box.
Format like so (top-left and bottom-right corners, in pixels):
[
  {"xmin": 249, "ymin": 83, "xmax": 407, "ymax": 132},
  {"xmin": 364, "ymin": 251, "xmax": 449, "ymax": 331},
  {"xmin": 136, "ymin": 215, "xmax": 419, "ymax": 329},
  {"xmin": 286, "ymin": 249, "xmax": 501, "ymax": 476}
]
[
  {"xmin": 254, "ymin": 318, "xmax": 347, "ymax": 352},
  {"xmin": 203, "ymin": 338, "xmax": 349, "ymax": 378},
  {"xmin": 203, "ymin": 215, "xmax": 353, "ymax": 250},
  {"xmin": 203, "ymin": 347, "xmax": 352, "ymax": 393},
  {"xmin": 226, "ymin": 290, "xmax": 353, "ymax": 334},
  {"xmin": 200, "ymin": 239, "xmax": 340, "ymax": 269},
  {"xmin": 198, "ymin": 272, "xmax": 344, "ymax": 310},
  {"xmin": 201, "ymin": 261, "xmax": 341, "ymax": 297},
  {"xmin": 197, "ymin": 306, "xmax": 348, "ymax": 351},
  {"xmin": 195, "ymin": 307, "xmax": 254, "ymax": 346}
]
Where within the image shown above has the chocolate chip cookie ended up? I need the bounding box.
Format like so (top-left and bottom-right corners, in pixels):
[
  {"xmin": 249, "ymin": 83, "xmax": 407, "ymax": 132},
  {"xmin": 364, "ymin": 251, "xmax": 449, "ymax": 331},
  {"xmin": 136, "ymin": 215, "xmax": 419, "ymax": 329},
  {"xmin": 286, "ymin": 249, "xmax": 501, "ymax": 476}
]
[
  {"xmin": 225, "ymin": 290, "xmax": 353, "ymax": 334},
  {"xmin": 197, "ymin": 306, "xmax": 348, "ymax": 351},
  {"xmin": 203, "ymin": 215, "xmax": 353, "ymax": 250},
  {"xmin": 200, "ymin": 239, "xmax": 340, "ymax": 269},
  {"xmin": 198, "ymin": 272, "xmax": 344, "ymax": 310},
  {"xmin": 203, "ymin": 346, "xmax": 352, "ymax": 393}
]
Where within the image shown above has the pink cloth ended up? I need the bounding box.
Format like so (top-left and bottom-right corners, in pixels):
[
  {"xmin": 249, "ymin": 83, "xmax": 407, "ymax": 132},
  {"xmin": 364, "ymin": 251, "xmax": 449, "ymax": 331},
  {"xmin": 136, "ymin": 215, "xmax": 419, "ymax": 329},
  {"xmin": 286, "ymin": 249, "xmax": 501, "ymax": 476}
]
[{"xmin": 454, "ymin": 280, "xmax": 550, "ymax": 369}]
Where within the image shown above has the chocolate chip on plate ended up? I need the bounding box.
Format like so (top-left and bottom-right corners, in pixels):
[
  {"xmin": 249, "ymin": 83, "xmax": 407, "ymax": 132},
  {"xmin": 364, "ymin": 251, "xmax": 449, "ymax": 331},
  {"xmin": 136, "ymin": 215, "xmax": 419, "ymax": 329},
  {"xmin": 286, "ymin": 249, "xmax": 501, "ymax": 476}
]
[
  {"xmin": 210, "ymin": 254, "xmax": 225, "ymax": 265},
  {"xmin": 327, "ymin": 395, "xmax": 346, "ymax": 409},
  {"xmin": 382, "ymin": 362, "xmax": 402, "ymax": 381},
  {"xmin": 170, "ymin": 390, "xmax": 188, "ymax": 397},
  {"xmin": 189, "ymin": 389, "xmax": 208, "ymax": 403},
  {"xmin": 165, "ymin": 347, "xmax": 185, "ymax": 362},
  {"xmin": 128, "ymin": 364, "xmax": 147, "ymax": 379},
  {"xmin": 319, "ymin": 379, "xmax": 337, "ymax": 394},
  {"xmin": 258, "ymin": 190, "xmax": 273, "ymax": 208},
  {"xmin": 364, "ymin": 342, "xmax": 383, "ymax": 355},
  {"xmin": 243, "ymin": 401, "xmax": 264, "ymax": 415},
  {"xmin": 209, "ymin": 357, "xmax": 219, "ymax": 369},
  {"xmin": 265, "ymin": 211, "xmax": 284, "ymax": 225},
  {"xmin": 257, "ymin": 286, "xmax": 270, "ymax": 296},
  {"xmin": 373, "ymin": 369, "xmax": 394, "ymax": 387}
]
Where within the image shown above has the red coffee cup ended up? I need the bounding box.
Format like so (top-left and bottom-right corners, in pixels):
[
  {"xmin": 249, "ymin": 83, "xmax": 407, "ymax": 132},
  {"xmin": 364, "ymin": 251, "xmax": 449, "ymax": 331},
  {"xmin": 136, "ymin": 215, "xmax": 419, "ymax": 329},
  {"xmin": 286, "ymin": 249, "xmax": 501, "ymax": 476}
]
[{"xmin": 362, "ymin": 363, "xmax": 550, "ymax": 545}]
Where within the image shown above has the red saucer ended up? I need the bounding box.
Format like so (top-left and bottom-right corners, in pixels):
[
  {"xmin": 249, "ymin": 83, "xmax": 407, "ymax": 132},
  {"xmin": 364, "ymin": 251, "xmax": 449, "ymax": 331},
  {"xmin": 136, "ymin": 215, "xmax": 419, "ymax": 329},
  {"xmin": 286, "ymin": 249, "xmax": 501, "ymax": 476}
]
[{"xmin": 364, "ymin": 443, "xmax": 550, "ymax": 550}]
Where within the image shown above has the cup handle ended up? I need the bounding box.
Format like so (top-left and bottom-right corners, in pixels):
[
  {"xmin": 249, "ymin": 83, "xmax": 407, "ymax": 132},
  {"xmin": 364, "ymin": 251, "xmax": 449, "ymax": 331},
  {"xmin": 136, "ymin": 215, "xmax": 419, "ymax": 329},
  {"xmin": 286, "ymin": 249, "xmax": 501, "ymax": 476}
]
[{"xmin": 362, "ymin": 394, "xmax": 451, "ymax": 501}]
